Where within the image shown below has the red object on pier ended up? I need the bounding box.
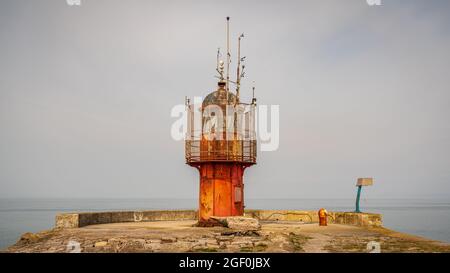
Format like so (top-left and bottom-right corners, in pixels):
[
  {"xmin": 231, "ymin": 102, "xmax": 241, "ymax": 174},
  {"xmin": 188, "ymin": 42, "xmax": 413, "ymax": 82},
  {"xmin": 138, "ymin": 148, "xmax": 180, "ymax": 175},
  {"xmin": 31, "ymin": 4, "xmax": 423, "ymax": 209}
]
[{"xmin": 318, "ymin": 208, "xmax": 328, "ymax": 226}]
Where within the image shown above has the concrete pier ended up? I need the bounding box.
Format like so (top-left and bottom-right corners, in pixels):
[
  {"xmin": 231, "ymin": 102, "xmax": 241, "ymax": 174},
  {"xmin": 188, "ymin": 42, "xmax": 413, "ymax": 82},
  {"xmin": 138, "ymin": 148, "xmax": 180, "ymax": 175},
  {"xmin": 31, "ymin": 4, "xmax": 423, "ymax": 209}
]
[
  {"xmin": 54, "ymin": 210, "xmax": 382, "ymax": 229},
  {"xmin": 5, "ymin": 209, "xmax": 450, "ymax": 253}
]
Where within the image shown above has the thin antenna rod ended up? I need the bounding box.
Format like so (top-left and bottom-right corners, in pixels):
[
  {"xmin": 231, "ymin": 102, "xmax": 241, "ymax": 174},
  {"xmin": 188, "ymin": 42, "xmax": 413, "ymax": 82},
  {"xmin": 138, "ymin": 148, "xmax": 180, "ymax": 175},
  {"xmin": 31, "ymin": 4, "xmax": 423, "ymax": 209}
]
[
  {"xmin": 252, "ymin": 82, "xmax": 257, "ymax": 105},
  {"xmin": 226, "ymin": 17, "xmax": 230, "ymax": 101},
  {"xmin": 226, "ymin": 17, "xmax": 230, "ymax": 158}
]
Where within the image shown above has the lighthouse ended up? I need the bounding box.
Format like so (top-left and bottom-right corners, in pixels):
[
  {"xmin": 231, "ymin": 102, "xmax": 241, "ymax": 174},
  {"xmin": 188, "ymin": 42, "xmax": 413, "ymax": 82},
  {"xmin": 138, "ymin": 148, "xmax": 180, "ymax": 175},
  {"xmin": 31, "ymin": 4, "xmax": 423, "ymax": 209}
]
[{"xmin": 185, "ymin": 18, "xmax": 257, "ymax": 225}]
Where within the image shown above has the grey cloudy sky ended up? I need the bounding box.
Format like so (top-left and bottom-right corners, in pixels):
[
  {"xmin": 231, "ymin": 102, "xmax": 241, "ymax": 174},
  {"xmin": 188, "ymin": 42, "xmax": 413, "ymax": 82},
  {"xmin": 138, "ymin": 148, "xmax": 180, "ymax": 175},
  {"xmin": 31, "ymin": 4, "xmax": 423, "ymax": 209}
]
[{"xmin": 1, "ymin": 0, "xmax": 449, "ymax": 199}]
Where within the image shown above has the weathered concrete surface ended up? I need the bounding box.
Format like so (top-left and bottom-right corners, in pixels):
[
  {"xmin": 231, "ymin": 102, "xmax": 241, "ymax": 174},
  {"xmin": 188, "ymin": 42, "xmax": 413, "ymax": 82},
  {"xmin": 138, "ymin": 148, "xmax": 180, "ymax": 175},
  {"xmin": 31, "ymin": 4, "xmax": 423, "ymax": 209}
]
[
  {"xmin": 5, "ymin": 221, "xmax": 450, "ymax": 253},
  {"xmin": 55, "ymin": 210, "xmax": 382, "ymax": 229},
  {"xmin": 56, "ymin": 210, "xmax": 197, "ymax": 229},
  {"xmin": 333, "ymin": 212, "xmax": 382, "ymax": 227},
  {"xmin": 210, "ymin": 216, "xmax": 261, "ymax": 231},
  {"xmin": 14, "ymin": 209, "xmax": 444, "ymax": 253},
  {"xmin": 55, "ymin": 213, "xmax": 79, "ymax": 229},
  {"xmin": 244, "ymin": 210, "xmax": 382, "ymax": 227}
]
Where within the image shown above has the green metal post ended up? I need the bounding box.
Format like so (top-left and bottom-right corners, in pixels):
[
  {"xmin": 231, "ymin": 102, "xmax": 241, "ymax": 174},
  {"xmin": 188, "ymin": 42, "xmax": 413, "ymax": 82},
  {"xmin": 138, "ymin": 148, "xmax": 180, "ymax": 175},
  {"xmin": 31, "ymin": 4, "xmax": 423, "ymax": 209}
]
[{"xmin": 355, "ymin": 185, "xmax": 362, "ymax": 213}]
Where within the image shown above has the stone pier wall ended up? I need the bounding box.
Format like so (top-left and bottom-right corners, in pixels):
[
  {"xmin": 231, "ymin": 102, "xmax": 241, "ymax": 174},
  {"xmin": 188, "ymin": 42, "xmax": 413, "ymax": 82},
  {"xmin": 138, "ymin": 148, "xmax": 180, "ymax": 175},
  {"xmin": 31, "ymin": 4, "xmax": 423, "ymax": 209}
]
[
  {"xmin": 55, "ymin": 210, "xmax": 197, "ymax": 229},
  {"xmin": 244, "ymin": 210, "xmax": 383, "ymax": 227},
  {"xmin": 55, "ymin": 209, "xmax": 382, "ymax": 229}
]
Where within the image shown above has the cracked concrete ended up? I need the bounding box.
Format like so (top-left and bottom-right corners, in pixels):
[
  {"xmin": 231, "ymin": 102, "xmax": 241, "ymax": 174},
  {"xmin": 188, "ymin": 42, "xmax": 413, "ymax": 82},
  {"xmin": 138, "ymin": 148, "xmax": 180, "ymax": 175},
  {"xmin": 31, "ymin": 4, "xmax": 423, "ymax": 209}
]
[{"xmin": 4, "ymin": 221, "xmax": 450, "ymax": 253}]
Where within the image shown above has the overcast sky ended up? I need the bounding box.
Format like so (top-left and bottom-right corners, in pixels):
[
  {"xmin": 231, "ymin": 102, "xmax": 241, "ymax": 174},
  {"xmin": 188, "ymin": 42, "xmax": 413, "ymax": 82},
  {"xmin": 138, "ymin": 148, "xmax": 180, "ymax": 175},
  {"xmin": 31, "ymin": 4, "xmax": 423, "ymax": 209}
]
[{"xmin": 0, "ymin": 0, "xmax": 449, "ymax": 200}]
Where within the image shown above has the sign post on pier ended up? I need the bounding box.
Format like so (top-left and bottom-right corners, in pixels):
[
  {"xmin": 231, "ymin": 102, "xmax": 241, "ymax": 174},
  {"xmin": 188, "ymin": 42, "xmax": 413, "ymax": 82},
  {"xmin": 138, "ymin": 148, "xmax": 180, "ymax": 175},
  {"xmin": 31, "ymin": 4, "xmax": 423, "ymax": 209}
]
[{"xmin": 355, "ymin": 178, "xmax": 373, "ymax": 213}]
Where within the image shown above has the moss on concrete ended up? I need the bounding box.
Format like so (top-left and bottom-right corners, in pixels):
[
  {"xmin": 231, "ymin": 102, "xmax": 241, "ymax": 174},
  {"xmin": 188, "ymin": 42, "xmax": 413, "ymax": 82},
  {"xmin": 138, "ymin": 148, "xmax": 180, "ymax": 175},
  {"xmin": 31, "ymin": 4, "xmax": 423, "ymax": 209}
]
[{"xmin": 288, "ymin": 232, "xmax": 311, "ymax": 252}]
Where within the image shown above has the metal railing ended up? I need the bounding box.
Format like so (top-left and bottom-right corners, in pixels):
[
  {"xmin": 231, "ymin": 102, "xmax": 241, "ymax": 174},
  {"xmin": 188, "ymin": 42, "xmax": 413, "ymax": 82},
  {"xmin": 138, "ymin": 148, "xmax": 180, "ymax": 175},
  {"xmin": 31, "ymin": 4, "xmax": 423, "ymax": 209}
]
[
  {"xmin": 185, "ymin": 139, "xmax": 256, "ymax": 164},
  {"xmin": 185, "ymin": 102, "xmax": 257, "ymax": 164}
]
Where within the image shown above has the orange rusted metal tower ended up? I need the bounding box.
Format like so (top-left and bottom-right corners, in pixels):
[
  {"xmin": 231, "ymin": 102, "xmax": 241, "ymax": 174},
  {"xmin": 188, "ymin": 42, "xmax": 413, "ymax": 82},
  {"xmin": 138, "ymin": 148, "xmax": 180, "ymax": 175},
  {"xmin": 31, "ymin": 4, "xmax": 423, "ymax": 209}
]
[{"xmin": 185, "ymin": 17, "xmax": 257, "ymax": 225}]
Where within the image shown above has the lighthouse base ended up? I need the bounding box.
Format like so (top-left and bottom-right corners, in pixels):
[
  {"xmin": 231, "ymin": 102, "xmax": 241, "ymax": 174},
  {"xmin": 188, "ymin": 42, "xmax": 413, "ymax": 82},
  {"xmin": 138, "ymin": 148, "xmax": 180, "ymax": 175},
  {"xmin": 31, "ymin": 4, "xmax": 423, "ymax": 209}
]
[{"xmin": 194, "ymin": 163, "xmax": 249, "ymax": 224}]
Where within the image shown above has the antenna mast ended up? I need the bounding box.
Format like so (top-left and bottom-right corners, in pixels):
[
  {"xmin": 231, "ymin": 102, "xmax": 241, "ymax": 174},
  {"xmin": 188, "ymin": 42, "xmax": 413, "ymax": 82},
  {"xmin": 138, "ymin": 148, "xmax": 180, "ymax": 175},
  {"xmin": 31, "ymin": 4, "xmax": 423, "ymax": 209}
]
[{"xmin": 226, "ymin": 17, "xmax": 230, "ymax": 102}]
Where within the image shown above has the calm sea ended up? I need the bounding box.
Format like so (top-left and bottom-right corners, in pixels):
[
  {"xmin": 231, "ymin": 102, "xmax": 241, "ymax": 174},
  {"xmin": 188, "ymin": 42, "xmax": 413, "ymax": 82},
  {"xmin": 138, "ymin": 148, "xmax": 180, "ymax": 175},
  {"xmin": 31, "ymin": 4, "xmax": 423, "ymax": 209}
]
[{"xmin": 1, "ymin": 198, "xmax": 449, "ymax": 250}]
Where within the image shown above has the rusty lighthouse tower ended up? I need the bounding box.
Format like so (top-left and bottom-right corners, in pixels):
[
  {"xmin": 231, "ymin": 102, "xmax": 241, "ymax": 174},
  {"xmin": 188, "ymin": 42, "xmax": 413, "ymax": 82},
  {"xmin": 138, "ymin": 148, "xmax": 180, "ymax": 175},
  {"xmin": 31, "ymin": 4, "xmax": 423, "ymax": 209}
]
[{"xmin": 185, "ymin": 17, "xmax": 257, "ymax": 225}]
